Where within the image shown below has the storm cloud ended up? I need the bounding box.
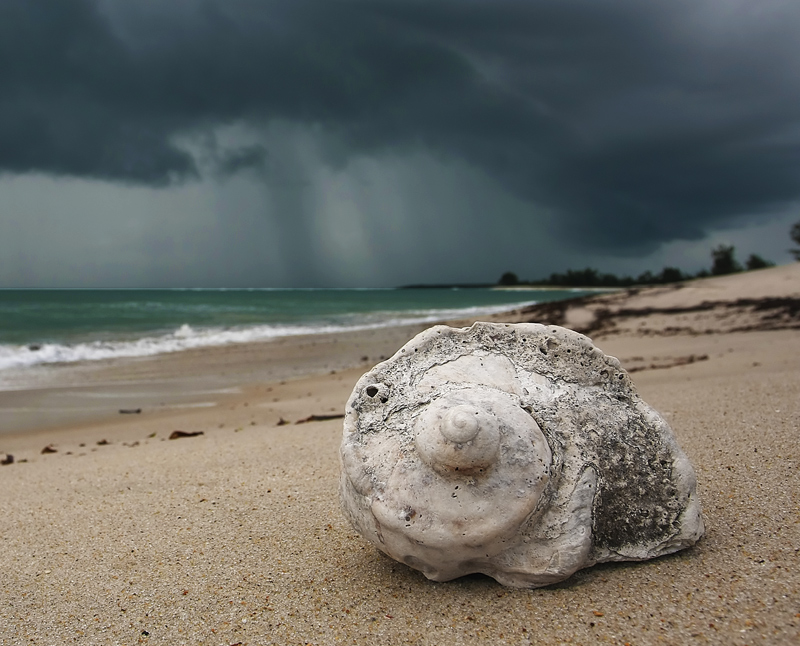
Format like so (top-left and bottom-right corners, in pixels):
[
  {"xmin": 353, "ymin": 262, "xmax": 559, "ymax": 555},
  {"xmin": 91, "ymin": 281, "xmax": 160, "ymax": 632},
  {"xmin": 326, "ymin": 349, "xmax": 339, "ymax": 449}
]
[{"xmin": 2, "ymin": 0, "xmax": 800, "ymax": 284}]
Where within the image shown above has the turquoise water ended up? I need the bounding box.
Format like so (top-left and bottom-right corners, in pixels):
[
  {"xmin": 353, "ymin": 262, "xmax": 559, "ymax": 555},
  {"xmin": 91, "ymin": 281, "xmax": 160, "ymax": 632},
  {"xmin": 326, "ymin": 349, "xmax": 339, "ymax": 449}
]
[{"xmin": 0, "ymin": 288, "xmax": 587, "ymax": 372}]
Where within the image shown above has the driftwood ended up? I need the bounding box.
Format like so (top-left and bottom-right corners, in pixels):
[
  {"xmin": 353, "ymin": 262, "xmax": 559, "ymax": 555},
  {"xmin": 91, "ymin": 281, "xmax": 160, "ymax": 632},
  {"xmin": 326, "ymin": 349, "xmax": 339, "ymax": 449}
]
[
  {"xmin": 168, "ymin": 430, "xmax": 204, "ymax": 440},
  {"xmin": 295, "ymin": 413, "xmax": 345, "ymax": 425}
]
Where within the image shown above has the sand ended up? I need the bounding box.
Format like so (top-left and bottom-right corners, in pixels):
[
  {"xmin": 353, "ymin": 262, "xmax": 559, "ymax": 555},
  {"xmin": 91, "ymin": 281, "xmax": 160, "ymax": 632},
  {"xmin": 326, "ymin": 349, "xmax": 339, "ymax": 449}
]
[{"xmin": 1, "ymin": 265, "xmax": 799, "ymax": 645}]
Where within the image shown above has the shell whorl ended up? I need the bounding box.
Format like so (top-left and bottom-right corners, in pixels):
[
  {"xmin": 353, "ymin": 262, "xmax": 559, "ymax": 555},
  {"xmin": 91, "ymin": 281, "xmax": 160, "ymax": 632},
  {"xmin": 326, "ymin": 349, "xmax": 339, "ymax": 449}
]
[
  {"xmin": 441, "ymin": 406, "xmax": 481, "ymax": 443},
  {"xmin": 415, "ymin": 403, "xmax": 500, "ymax": 475}
]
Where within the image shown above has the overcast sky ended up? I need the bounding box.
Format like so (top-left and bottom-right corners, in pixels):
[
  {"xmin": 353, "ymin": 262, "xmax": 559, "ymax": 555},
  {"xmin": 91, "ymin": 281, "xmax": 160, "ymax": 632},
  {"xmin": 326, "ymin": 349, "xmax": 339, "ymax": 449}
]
[{"xmin": 1, "ymin": 0, "xmax": 799, "ymax": 287}]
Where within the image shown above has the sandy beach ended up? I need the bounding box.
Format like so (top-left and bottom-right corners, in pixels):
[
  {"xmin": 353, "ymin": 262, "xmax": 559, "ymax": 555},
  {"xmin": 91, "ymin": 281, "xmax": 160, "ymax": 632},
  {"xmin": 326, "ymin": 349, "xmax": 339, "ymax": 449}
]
[{"xmin": 1, "ymin": 264, "xmax": 799, "ymax": 645}]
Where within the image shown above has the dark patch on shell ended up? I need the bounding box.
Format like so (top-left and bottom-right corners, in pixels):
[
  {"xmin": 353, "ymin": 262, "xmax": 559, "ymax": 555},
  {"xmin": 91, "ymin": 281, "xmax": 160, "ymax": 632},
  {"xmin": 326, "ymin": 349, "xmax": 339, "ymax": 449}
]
[{"xmin": 591, "ymin": 425, "xmax": 681, "ymax": 550}]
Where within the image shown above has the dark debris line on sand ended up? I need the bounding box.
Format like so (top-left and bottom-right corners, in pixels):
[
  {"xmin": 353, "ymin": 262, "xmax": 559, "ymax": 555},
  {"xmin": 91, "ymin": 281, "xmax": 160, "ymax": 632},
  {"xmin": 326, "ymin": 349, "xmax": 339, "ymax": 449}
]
[
  {"xmin": 514, "ymin": 294, "xmax": 800, "ymax": 338},
  {"xmin": 626, "ymin": 354, "xmax": 709, "ymax": 373}
]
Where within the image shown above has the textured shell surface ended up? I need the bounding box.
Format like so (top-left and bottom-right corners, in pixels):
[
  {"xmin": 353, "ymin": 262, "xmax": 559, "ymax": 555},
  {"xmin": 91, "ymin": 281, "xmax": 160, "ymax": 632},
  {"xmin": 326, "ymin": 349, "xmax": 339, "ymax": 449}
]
[{"xmin": 339, "ymin": 322, "xmax": 704, "ymax": 588}]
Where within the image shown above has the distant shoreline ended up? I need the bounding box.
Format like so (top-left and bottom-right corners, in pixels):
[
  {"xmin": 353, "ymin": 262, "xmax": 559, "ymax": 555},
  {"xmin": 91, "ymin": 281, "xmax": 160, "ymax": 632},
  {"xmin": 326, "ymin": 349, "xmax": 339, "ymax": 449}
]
[
  {"xmin": 492, "ymin": 285, "xmax": 620, "ymax": 292},
  {"xmin": 399, "ymin": 283, "xmax": 623, "ymax": 295}
]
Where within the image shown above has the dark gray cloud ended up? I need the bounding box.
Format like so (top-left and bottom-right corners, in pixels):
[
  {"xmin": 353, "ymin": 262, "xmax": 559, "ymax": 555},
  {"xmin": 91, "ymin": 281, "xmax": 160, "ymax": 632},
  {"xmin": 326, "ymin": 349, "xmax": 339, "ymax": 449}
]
[{"xmin": 2, "ymin": 0, "xmax": 800, "ymax": 257}]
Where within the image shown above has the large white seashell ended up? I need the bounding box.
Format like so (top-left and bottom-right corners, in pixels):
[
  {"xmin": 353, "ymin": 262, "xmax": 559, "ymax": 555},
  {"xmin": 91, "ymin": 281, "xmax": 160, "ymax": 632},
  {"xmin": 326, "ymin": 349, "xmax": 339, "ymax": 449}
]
[{"xmin": 339, "ymin": 322, "xmax": 704, "ymax": 588}]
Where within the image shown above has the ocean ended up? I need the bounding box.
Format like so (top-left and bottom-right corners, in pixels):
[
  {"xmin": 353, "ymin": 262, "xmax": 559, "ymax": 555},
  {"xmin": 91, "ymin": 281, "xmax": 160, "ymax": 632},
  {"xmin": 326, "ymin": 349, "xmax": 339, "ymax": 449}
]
[{"xmin": 0, "ymin": 287, "xmax": 586, "ymax": 378}]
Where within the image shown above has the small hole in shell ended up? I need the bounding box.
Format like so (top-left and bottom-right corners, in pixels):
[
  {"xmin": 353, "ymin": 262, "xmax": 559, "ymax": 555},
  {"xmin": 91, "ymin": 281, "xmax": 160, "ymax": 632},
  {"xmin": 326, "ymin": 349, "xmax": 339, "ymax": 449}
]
[{"xmin": 365, "ymin": 386, "xmax": 379, "ymax": 397}]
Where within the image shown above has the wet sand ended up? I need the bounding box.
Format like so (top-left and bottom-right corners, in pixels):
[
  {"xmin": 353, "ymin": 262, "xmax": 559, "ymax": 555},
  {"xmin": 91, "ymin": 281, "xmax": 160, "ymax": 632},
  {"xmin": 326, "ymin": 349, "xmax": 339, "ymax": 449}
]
[{"xmin": 1, "ymin": 264, "xmax": 798, "ymax": 645}]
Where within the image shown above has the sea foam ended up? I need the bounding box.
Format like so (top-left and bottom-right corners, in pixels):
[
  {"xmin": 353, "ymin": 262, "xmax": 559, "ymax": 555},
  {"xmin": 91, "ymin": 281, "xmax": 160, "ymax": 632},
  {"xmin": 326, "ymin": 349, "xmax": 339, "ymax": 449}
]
[{"xmin": 0, "ymin": 301, "xmax": 538, "ymax": 373}]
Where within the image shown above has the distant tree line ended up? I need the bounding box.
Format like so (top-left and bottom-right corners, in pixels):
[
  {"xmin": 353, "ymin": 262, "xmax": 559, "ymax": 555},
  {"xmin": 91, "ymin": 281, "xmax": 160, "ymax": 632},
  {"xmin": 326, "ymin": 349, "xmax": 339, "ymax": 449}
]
[
  {"xmin": 499, "ymin": 233, "xmax": 788, "ymax": 288},
  {"xmin": 792, "ymin": 221, "xmax": 800, "ymax": 261}
]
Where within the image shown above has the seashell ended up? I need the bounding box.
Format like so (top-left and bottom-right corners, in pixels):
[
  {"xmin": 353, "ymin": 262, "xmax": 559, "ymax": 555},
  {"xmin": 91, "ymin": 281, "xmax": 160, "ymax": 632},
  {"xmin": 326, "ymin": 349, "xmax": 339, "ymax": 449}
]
[{"xmin": 339, "ymin": 322, "xmax": 704, "ymax": 588}]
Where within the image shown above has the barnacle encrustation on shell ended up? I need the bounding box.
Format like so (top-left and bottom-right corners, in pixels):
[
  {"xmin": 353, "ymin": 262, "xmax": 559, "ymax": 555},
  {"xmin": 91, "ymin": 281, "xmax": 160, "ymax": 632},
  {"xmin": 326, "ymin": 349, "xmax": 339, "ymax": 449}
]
[{"xmin": 339, "ymin": 322, "xmax": 704, "ymax": 588}]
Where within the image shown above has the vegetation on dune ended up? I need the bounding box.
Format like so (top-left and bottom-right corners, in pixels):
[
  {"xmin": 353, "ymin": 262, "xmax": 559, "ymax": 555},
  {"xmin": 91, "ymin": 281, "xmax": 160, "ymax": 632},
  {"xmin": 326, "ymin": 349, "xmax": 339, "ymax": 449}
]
[
  {"xmin": 710, "ymin": 244, "xmax": 742, "ymax": 276},
  {"xmin": 498, "ymin": 271, "xmax": 520, "ymax": 286},
  {"xmin": 791, "ymin": 221, "xmax": 800, "ymax": 261},
  {"xmin": 499, "ymin": 224, "xmax": 797, "ymax": 288}
]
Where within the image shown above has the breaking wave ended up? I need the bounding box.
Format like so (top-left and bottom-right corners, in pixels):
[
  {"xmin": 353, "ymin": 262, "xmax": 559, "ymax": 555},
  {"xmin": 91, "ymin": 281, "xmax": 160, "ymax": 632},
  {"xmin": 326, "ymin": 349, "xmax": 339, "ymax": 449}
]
[{"xmin": 0, "ymin": 300, "xmax": 538, "ymax": 373}]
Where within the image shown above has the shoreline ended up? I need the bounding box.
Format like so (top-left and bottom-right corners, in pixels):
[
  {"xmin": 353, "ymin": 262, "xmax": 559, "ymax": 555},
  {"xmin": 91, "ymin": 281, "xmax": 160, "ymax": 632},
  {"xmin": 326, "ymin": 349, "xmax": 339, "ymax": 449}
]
[
  {"xmin": 2, "ymin": 263, "xmax": 798, "ymax": 438},
  {"xmin": 0, "ymin": 322, "xmax": 433, "ymax": 437},
  {"xmin": 0, "ymin": 286, "xmax": 584, "ymax": 377},
  {"xmin": 0, "ymin": 285, "xmax": 599, "ymax": 436}
]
